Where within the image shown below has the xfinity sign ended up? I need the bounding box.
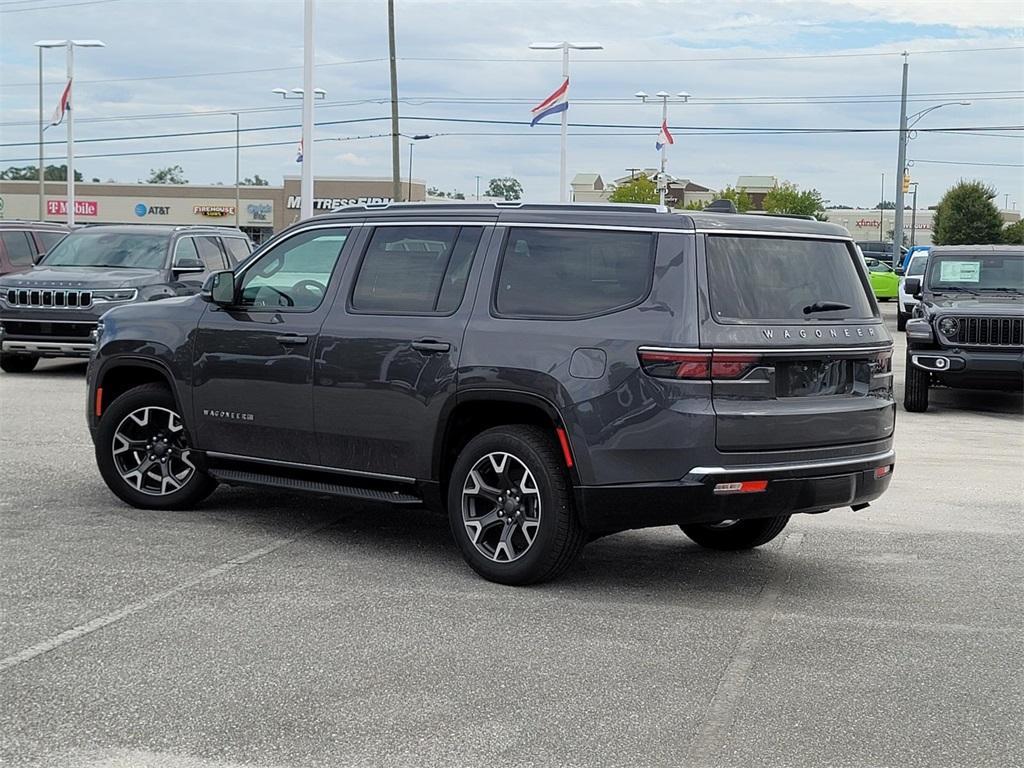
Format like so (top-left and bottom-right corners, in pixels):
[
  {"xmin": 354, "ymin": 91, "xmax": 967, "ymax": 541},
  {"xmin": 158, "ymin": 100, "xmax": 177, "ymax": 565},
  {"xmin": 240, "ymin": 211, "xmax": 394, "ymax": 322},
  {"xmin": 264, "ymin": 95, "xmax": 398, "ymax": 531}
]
[{"xmin": 286, "ymin": 196, "xmax": 392, "ymax": 210}]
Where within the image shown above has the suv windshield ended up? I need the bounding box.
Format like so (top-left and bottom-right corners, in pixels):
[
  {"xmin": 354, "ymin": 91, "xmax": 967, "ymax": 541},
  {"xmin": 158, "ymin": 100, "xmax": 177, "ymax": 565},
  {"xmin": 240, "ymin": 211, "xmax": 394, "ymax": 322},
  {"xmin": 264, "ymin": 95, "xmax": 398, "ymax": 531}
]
[
  {"xmin": 706, "ymin": 235, "xmax": 876, "ymax": 322},
  {"xmin": 927, "ymin": 253, "xmax": 1024, "ymax": 293},
  {"xmin": 41, "ymin": 232, "xmax": 168, "ymax": 269}
]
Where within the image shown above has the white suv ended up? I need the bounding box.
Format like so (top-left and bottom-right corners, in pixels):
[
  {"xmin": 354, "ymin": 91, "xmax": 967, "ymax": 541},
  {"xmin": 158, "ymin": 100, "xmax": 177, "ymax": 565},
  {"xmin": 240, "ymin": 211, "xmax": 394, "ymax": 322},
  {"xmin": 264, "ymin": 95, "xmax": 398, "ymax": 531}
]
[{"xmin": 897, "ymin": 250, "xmax": 929, "ymax": 331}]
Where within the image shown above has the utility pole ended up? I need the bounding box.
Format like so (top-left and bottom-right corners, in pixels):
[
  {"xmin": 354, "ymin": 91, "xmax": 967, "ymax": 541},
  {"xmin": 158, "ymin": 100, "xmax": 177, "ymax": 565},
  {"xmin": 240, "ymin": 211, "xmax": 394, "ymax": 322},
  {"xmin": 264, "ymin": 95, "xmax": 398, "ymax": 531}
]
[
  {"xmin": 37, "ymin": 47, "xmax": 44, "ymax": 220},
  {"xmin": 626, "ymin": 167, "xmax": 641, "ymax": 179},
  {"xmin": 892, "ymin": 52, "xmax": 909, "ymax": 262},
  {"xmin": 879, "ymin": 171, "xmax": 885, "ymax": 241},
  {"xmin": 475, "ymin": 175, "xmax": 480, "ymax": 201},
  {"xmin": 909, "ymin": 182, "xmax": 919, "ymax": 246},
  {"xmin": 233, "ymin": 112, "xmax": 240, "ymax": 227},
  {"xmin": 299, "ymin": 0, "xmax": 316, "ymax": 221},
  {"xmin": 388, "ymin": 0, "xmax": 401, "ymax": 202}
]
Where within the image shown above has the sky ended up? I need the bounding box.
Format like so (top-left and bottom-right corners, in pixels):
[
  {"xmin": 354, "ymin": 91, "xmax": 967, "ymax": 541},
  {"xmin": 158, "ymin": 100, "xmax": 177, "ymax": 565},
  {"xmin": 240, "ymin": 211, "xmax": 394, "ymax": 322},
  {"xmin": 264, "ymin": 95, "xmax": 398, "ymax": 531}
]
[{"xmin": 0, "ymin": 0, "xmax": 1022, "ymax": 209}]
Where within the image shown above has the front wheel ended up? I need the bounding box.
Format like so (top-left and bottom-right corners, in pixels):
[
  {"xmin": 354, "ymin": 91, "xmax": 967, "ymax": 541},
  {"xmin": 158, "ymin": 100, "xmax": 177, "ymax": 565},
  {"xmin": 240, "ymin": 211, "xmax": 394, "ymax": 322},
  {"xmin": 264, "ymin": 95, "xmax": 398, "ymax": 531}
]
[
  {"xmin": 897, "ymin": 311, "xmax": 908, "ymax": 332},
  {"xmin": 95, "ymin": 383, "xmax": 217, "ymax": 510},
  {"xmin": 0, "ymin": 354, "xmax": 39, "ymax": 373},
  {"xmin": 447, "ymin": 425, "xmax": 585, "ymax": 585},
  {"xmin": 680, "ymin": 515, "xmax": 790, "ymax": 551},
  {"xmin": 903, "ymin": 353, "xmax": 930, "ymax": 412}
]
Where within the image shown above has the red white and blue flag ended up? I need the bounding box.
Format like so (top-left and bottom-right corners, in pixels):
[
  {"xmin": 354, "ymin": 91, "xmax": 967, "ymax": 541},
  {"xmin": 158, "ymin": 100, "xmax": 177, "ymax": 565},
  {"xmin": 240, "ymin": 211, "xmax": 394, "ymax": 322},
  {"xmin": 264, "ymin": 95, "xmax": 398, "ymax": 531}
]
[
  {"xmin": 530, "ymin": 78, "xmax": 569, "ymax": 126},
  {"xmin": 655, "ymin": 119, "xmax": 674, "ymax": 151},
  {"xmin": 50, "ymin": 79, "xmax": 71, "ymax": 127},
  {"xmin": 296, "ymin": 137, "xmax": 303, "ymax": 163}
]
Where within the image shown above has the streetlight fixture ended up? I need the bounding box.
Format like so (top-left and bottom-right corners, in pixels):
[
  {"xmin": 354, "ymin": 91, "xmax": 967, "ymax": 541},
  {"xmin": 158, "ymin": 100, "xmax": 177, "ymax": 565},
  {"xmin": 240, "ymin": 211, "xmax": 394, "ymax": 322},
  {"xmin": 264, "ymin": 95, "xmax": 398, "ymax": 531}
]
[
  {"xmin": 34, "ymin": 39, "xmax": 104, "ymax": 226},
  {"xmin": 405, "ymin": 134, "xmax": 432, "ymax": 202},
  {"xmin": 272, "ymin": 87, "xmax": 327, "ymax": 100},
  {"xmin": 528, "ymin": 41, "xmax": 603, "ymax": 203},
  {"xmin": 635, "ymin": 90, "xmax": 690, "ymax": 207},
  {"xmin": 272, "ymin": 82, "xmax": 326, "ymax": 220}
]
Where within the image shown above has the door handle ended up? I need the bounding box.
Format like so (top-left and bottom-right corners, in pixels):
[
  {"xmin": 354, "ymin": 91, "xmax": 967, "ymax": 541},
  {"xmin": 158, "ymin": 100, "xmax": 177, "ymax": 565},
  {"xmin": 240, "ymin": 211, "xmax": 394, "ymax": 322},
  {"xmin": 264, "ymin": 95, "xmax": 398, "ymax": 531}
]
[
  {"xmin": 411, "ymin": 339, "xmax": 451, "ymax": 354},
  {"xmin": 275, "ymin": 334, "xmax": 309, "ymax": 346}
]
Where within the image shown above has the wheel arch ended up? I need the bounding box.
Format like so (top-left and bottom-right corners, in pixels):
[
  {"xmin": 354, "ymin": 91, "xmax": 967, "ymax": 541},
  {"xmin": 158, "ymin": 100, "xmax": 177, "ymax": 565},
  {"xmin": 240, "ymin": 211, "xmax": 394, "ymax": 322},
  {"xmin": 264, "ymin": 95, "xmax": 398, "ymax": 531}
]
[{"xmin": 95, "ymin": 357, "xmax": 184, "ymax": 420}]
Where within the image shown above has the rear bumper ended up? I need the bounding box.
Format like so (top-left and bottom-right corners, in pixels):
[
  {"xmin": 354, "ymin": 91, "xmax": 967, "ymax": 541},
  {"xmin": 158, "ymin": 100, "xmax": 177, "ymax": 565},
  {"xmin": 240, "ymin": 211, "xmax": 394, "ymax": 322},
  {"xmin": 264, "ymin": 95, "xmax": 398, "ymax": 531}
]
[{"xmin": 576, "ymin": 448, "xmax": 895, "ymax": 533}]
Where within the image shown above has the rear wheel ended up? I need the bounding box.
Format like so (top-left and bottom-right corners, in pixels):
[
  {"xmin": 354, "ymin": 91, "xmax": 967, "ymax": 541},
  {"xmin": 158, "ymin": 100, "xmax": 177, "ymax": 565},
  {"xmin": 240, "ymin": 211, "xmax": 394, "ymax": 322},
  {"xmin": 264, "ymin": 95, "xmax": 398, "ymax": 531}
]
[
  {"xmin": 95, "ymin": 383, "xmax": 217, "ymax": 509},
  {"xmin": 447, "ymin": 425, "xmax": 584, "ymax": 585},
  {"xmin": 0, "ymin": 354, "xmax": 39, "ymax": 373},
  {"xmin": 897, "ymin": 311, "xmax": 908, "ymax": 332},
  {"xmin": 680, "ymin": 515, "xmax": 790, "ymax": 551},
  {"xmin": 903, "ymin": 353, "xmax": 930, "ymax": 412}
]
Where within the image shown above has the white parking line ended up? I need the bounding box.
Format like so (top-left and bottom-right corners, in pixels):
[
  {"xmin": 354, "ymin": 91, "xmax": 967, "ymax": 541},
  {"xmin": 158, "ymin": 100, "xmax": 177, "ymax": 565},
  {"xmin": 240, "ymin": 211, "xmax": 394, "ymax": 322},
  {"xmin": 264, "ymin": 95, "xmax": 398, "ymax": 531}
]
[
  {"xmin": 0, "ymin": 519, "xmax": 335, "ymax": 674},
  {"xmin": 687, "ymin": 531, "xmax": 805, "ymax": 766}
]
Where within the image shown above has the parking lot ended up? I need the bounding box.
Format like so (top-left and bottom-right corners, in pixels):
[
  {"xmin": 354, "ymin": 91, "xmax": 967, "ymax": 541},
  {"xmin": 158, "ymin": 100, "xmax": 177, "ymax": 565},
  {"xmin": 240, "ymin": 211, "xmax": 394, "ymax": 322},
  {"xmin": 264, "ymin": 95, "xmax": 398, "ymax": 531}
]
[{"xmin": 1, "ymin": 302, "xmax": 1021, "ymax": 768}]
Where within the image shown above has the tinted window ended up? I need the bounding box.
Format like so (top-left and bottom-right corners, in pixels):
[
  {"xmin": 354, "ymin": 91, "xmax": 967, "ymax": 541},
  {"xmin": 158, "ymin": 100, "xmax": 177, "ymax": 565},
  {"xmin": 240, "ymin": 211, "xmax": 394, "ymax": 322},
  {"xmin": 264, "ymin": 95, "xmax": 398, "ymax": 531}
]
[
  {"xmin": 906, "ymin": 255, "xmax": 928, "ymax": 276},
  {"xmin": 195, "ymin": 236, "xmax": 226, "ymax": 271},
  {"xmin": 172, "ymin": 237, "xmax": 200, "ymax": 265},
  {"xmin": 239, "ymin": 228, "xmax": 349, "ymax": 310},
  {"xmin": 41, "ymin": 232, "xmax": 168, "ymax": 269},
  {"xmin": 351, "ymin": 226, "xmax": 483, "ymax": 314},
  {"xmin": 1, "ymin": 231, "xmax": 35, "ymax": 267},
  {"xmin": 495, "ymin": 228, "xmax": 654, "ymax": 318},
  {"xmin": 222, "ymin": 237, "xmax": 251, "ymax": 265},
  {"xmin": 34, "ymin": 231, "xmax": 66, "ymax": 254},
  {"xmin": 706, "ymin": 236, "xmax": 875, "ymax": 321}
]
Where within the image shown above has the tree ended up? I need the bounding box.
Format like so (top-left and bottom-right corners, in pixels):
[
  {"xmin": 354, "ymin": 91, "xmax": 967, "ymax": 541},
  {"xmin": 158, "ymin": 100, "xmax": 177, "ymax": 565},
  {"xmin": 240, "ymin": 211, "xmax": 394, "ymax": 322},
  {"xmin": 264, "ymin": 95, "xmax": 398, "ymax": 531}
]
[
  {"xmin": 485, "ymin": 177, "xmax": 523, "ymax": 200},
  {"xmin": 608, "ymin": 176, "xmax": 658, "ymax": 204},
  {"xmin": 426, "ymin": 186, "xmax": 466, "ymax": 199},
  {"xmin": 145, "ymin": 165, "xmax": 188, "ymax": 184},
  {"xmin": 241, "ymin": 174, "xmax": 270, "ymax": 186},
  {"xmin": 875, "ymin": 200, "xmax": 896, "ymax": 209},
  {"xmin": 763, "ymin": 181, "xmax": 828, "ymax": 220},
  {"xmin": 1002, "ymin": 220, "xmax": 1024, "ymax": 245},
  {"xmin": 713, "ymin": 185, "xmax": 752, "ymax": 213},
  {"xmin": 0, "ymin": 164, "xmax": 82, "ymax": 181},
  {"xmin": 932, "ymin": 180, "xmax": 1003, "ymax": 245}
]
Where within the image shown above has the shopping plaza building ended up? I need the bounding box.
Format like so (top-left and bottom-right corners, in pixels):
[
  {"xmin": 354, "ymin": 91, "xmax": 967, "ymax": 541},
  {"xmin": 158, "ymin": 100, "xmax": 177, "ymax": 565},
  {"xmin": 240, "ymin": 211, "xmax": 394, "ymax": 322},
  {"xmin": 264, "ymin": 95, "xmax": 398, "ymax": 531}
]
[{"xmin": 0, "ymin": 175, "xmax": 427, "ymax": 244}]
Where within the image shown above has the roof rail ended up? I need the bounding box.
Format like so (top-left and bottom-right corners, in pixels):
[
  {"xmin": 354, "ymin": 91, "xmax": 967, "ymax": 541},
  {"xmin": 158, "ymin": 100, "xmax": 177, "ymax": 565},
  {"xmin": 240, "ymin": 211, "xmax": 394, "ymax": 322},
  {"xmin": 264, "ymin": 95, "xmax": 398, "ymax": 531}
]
[{"xmin": 330, "ymin": 200, "xmax": 670, "ymax": 214}]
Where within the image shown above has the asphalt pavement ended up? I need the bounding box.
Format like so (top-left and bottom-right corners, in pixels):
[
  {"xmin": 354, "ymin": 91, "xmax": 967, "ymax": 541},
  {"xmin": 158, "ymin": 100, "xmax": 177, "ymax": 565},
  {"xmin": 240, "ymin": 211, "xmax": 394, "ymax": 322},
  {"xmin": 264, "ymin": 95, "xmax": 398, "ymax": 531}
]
[{"xmin": 1, "ymin": 303, "xmax": 1022, "ymax": 768}]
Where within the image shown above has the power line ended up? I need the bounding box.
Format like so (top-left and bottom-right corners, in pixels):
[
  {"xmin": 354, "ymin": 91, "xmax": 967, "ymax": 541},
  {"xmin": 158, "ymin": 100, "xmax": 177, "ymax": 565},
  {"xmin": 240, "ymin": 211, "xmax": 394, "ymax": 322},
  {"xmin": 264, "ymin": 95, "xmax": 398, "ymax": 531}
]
[
  {"xmin": 0, "ymin": 0, "xmax": 121, "ymax": 12},
  {"xmin": 911, "ymin": 159, "xmax": 1024, "ymax": 168}
]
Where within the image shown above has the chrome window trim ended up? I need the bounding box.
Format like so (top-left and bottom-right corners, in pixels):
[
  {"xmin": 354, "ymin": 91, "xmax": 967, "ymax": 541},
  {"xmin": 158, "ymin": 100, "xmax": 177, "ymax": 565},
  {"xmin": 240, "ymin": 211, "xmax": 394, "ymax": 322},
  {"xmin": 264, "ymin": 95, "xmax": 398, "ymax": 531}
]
[
  {"xmin": 685, "ymin": 449, "xmax": 895, "ymax": 479},
  {"xmin": 696, "ymin": 228, "xmax": 853, "ymax": 242}
]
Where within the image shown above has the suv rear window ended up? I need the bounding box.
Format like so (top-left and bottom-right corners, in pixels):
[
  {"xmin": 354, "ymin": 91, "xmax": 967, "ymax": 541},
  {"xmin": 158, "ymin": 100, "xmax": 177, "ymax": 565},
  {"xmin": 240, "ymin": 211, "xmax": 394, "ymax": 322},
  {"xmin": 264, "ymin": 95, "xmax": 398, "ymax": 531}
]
[
  {"xmin": 495, "ymin": 228, "xmax": 654, "ymax": 318},
  {"xmin": 706, "ymin": 236, "xmax": 875, "ymax": 322}
]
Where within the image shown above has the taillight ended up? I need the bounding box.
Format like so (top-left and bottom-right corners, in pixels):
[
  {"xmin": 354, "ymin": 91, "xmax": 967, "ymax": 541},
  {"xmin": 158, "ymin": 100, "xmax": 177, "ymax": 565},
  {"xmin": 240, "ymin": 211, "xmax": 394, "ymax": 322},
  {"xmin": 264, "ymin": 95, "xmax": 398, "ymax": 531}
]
[
  {"xmin": 871, "ymin": 350, "xmax": 893, "ymax": 374},
  {"xmin": 638, "ymin": 349, "xmax": 762, "ymax": 381}
]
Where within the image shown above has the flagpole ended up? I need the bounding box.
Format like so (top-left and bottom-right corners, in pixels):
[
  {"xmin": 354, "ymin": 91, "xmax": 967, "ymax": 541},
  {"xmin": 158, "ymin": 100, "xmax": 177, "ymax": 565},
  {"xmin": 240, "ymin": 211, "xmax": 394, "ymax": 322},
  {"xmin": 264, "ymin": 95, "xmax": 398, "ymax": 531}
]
[
  {"xmin": 659, "ymin": 96, "xmax": 667, "ymax": 208},
  {"xmin": 300, "ymin": 0, "xmax": 315, "ymax": 221},
  {"xmin": 559, "ymin": 45, "xmax": 569, "ymax": 203},
  {"xmin": 65, "ymin": 43, "xmax": 75, "ymax": 226}
]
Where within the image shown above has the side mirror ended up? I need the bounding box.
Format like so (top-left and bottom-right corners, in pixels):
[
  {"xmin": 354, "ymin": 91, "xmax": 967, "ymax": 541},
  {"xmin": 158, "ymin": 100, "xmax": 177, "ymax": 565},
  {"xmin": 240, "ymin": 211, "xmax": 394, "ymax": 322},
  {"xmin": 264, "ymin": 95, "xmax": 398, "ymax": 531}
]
[
  {"xmin": 895, "ymin": 267, "xmax": 905, "ymax": 276},
  {"xmin": 201, "ymin": 270, "xmax": 235, "ymax": 306},
  {"xmin": 173, "ymin": 257, "xmax": 205, "ymax": 275},
  {"xmin": 904, "ymin": 277, "xmax": 922, "ymax": 297}
]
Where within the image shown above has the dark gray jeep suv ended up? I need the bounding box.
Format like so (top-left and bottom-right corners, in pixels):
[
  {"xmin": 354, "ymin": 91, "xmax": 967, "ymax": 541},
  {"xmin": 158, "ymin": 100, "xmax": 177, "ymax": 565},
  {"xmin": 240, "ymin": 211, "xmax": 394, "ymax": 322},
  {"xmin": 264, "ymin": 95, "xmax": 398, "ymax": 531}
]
[
  {"xmin": 85, "ymin": 203, "xmax": 895, "ymax": 584},
  {"xmin": 0, "ymin": 224, "xmax": 251, "ymax": 372}
]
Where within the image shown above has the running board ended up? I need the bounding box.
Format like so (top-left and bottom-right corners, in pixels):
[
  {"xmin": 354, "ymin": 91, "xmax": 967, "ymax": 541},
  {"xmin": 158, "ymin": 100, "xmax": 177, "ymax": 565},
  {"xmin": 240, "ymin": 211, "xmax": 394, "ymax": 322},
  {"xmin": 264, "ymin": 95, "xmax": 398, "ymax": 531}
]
[{"xmin": 208, "ymin": 468, "xmax": 422, "ymax": 505}]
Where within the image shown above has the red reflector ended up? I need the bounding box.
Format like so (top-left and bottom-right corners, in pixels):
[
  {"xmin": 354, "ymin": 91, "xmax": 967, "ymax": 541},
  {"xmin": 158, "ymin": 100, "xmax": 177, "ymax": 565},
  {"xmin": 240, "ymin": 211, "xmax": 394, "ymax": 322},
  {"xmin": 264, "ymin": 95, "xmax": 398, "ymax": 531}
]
[
  {"xmin": 555, "ymin": 427, "xmax": 574, "ymax": 468},
  {"xmin": 94, "ymin": 387, "xmax": 104, "ymax": 417},
  {"xmin": 874, "ymin": 465, "xmax": 892, "ymax": 478},
  {"xmin": 714, "ymin": 479, "xmax": 768, "ymax": 494}
]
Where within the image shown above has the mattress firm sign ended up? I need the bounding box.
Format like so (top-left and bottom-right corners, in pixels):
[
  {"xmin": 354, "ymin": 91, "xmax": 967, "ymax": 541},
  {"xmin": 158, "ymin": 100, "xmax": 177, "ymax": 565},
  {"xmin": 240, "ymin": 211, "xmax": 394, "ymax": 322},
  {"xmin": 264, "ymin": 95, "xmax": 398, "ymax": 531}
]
[{"xmin": 286, "ymin": 196, "xmax": 392, "ymax": 210}]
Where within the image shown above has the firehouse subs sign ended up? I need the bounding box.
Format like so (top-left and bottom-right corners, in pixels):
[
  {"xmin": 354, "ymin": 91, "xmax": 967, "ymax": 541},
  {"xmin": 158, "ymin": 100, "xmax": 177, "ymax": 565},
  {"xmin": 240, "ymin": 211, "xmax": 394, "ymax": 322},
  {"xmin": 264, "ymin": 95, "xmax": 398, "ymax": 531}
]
[{"xmin": 193, "ymin": 205, "xmax": 236, "ymax": 217}]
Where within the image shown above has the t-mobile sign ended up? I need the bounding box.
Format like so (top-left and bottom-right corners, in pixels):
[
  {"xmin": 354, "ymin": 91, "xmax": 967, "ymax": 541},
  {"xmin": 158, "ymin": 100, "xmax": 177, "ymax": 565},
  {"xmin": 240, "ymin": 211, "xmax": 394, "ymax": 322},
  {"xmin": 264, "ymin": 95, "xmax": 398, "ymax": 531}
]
[{"xmin": 47, "ymin": 200, "xmax": 99, "ymax": 216}]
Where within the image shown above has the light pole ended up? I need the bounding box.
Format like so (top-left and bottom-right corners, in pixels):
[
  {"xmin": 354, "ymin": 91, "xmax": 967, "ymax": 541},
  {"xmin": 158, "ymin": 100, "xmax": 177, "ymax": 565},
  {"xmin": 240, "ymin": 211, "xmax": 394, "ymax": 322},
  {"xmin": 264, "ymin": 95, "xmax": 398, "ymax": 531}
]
[
  {"xmin": 36, "ymin": 44, "xmax": 46, "ymax": 220},
  {"xmin": 893, "ymin": 75, "xmax": 971, "ymax": 261},
  {"xmin": 528, "ymin": 41, "xmax": 603, "ymax": 203},
  {"xmin": 879, "ymin": 171, "xmax": 885, "ymax": 241},
  {"xmin": 635, "ymin": 90, "xmax": 690, "ymax": 207},
  {"xmin": 272, "ymin": 86, "xmax": 326, "ymax": 218},
  {"xmin": 908, "ymin": 182, "xmax": 919, "ymax": 246},
  {"xmin": 34, "ymin": 39, "xmax": 104, "ymax": 226},
  {"xmin": 406, "ymin": 134, "xmax": 431, "ymax": 202},
  {"xmin": 231, "ymin": 112, "xmax": 240, "ymax": 227},
  {"xmin": 475, "ymin": 175, "xmax": 481, "ymax": 201}
]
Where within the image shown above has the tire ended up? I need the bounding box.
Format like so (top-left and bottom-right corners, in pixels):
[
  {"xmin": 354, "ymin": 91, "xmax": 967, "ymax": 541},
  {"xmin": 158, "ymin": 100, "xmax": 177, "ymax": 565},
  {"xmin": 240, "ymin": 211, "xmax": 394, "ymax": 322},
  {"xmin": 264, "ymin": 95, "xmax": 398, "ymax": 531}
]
[
  {"xmin": 680, "ymin": 515, "xmax": 790, "ymax": 551},
  {"xmin": 95, "ymin": 382, "xmax": 217, "ymax": 510},
  {"xmin": 897, "ymin": 312, "xmax": 908, "ymax": 332},
  {"xmin": 903, "ymin": 352, "xmax": 930, "ymax": 412},
  {"xmin": 879, "ymin": 297, "xmax": 891, "ymax": 302},
  {"xmin": 447, "ymin": 425, "xmax": 585, "ymax": 585},
  {"xmin": 0, "ymin": 354, "xmax": 39, "ymax": 373}
]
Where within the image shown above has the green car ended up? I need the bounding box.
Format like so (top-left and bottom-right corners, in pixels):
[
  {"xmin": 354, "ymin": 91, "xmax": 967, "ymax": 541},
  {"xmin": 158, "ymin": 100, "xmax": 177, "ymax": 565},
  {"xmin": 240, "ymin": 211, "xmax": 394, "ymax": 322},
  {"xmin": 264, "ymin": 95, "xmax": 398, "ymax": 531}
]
[{"xmin": 864, "ymin": 257, "xmax": 899, "ymax": 301}]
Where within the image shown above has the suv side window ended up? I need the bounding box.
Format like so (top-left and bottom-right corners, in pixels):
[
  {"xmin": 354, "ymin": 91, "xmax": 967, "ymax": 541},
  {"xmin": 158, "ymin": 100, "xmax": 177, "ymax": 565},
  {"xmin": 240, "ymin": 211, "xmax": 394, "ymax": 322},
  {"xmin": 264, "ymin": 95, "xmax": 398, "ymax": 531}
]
[
  {"xmin": 221, "ymin": 236, "xmax": 251, "ymax": 265},
  {"xmin": 172, "ymin": 237, "xmax": 201, "ymax": 266},
  {"xmin": 494, "ymin": 227, "xmax": 655, "ymax": 319},
  {"xmin": 351, "ymin": 225, "xmax": 483, "ymax": 314},
  {"xmin": 195, "ymin": 236, "xmax": 227, "ymax": 271},
  {"xmin": 34, "ymin": 231, "xmax": 66, "ymax": 255},
  {"xmin": 238, "ymin": 227, "xmax": 349, "ymax": 311},
  {"xmin": 1, "ymin": 231, "xmax": 35, "ymax": 267}
]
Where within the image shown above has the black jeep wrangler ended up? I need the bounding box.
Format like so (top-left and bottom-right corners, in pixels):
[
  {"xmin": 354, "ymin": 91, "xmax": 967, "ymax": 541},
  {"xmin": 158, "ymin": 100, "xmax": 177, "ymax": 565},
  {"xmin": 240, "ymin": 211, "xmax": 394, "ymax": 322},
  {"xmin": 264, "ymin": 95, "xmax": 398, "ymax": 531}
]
[
  {"xmin": 903, "ymin": 245, "xmax": 1024, "ymax": 412},
  {"xmin": 85, "ymin": 203, "xmax": 896, "ymax": 585},
  {"xmin": 0, "ymin": 224, "xmax": 252, "ymax": 373}
]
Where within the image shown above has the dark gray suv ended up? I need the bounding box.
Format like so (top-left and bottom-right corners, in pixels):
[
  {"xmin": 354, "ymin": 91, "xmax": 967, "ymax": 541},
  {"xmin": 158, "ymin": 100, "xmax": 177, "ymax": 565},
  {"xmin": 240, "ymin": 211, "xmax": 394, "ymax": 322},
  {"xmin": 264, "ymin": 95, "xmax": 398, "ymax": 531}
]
[
  {"xmin": 0, "ymin": 224, "xmax": 252, "ymax": 372},
  {"xmin": 85, "ymin": 203, "xmax": 895, "ymax": 584}
]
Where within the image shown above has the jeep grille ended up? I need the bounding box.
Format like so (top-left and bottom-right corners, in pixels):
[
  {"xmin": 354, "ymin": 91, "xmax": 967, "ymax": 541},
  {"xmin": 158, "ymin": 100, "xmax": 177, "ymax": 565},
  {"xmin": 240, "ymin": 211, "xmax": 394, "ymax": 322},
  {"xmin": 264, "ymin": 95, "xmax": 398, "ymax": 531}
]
[
  {"xmin": 5, "ymin": 288, "xmax": 93, "ymax": 309},
  {"xmin": 943, "ymin": 316, "xmax": 1023, "ymax": 347}
]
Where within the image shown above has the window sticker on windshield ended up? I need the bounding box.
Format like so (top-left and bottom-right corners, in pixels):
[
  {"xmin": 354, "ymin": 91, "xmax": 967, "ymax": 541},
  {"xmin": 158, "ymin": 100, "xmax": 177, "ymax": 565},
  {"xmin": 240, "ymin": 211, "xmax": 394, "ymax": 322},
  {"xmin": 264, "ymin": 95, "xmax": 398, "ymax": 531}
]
[{"xmin": 939, "ymin": 260, "xmax": 981, "ymax": 282}]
